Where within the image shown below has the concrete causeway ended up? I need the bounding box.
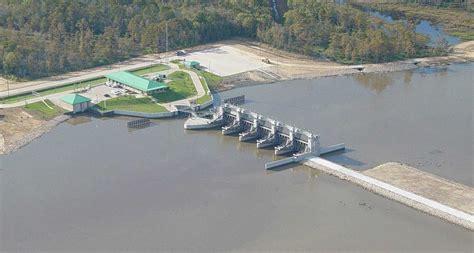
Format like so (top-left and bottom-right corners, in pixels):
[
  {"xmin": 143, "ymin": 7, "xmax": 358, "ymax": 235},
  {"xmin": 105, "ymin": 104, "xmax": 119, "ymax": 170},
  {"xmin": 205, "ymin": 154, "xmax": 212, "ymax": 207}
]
[{"xmin": 303, "ymin": 157, "xmax": 474, "ymax": 230}]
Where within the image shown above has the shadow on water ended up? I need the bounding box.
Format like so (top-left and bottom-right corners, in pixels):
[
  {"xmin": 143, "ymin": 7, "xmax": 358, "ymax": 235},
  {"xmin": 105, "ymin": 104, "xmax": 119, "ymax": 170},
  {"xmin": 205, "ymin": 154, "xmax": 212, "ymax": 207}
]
[
  {"xmin": 266, "ymin": 162, "xmax": 301, "ymax": 172},
  {"xmin": 266, "ymin": 162, "xmax": 322, "ymax": 180},
  {"xmin": 354, "ymin": 72, "xmax": 397, "ymax": 94},
  {"xmin": 321, "ymin": 148, "xmax": 366, "ymax": 169},
  {"xmin": 354, "ymin": 66, "xmax": 451, "ymax": 94}
]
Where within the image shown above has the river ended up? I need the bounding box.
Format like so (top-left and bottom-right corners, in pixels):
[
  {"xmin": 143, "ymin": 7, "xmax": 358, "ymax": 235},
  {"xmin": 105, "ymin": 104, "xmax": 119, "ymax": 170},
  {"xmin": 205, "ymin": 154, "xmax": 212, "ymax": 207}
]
[
  {"xmin": 1, "ymin": 64, "xmax": 472, "ymax": 251},
  {"xmin": 365, "ymin": 9, "xmax": 460, "ymax": 46}
]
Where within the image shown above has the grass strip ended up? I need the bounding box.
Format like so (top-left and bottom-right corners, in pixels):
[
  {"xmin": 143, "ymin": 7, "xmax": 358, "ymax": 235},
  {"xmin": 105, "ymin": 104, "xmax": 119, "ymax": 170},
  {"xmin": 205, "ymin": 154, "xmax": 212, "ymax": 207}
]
[{"xmin": 24, "ymin": 99, "xmax": 65, "ymax": 120}]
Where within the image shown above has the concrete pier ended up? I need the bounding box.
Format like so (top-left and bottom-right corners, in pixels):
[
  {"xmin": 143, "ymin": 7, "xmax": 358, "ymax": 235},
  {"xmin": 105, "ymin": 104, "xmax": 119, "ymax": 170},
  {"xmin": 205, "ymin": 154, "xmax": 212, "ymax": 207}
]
[
  {"xmin": 303, "ymin": 157, "xmax": 474, "ymax": 231},
  {"xmin": 239, "ymin": 119, "xmax": 260, "ymax": 141}
]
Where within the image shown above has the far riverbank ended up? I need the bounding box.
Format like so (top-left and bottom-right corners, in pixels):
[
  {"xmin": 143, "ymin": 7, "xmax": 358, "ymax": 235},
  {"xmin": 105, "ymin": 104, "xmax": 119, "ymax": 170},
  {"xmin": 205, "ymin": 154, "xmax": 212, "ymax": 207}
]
[{"xmin": 1, "ymin": 40, "xmax": 473, "ymax": 155}]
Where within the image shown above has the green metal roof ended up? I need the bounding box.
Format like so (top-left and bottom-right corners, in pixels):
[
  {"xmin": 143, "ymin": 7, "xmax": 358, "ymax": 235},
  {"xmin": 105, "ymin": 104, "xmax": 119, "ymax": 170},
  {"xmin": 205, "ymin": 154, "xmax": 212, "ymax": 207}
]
[
  {"xmin": 60, "ymin": 94, "xmax": 91, "ymax": 105},
  {"xmin": 105, "ymin": 71, "xmax": 167, "ymax": 92},
  {"xmin": 185, "ymin": 61, "xmax": 199, "ymax": 66}
]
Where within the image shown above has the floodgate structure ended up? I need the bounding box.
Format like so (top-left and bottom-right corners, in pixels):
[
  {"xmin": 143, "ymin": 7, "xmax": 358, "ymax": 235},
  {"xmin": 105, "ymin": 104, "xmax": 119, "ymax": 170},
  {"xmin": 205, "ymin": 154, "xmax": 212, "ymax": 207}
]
[
  {"xmin": 184, "ymin": 103, "xmax": 474, "ymax": 230},
  {"xmin": 184, "ymin": 103, "xmax": 345, "ymax": 169}
]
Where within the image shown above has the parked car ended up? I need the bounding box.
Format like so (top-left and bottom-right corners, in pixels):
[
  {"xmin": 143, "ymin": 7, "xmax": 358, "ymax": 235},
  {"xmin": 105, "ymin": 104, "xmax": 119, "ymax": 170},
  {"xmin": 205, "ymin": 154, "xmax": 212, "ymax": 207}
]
[
  {"xmin": 111, "ymin": 89, "xmax": 122, "ymax": 95},
  {"xmin": 176, "ymin": 50, "xmax": 187, "ymax": 56},
  {"xmin": 152, "ymin": 74, "xmax": 167, "ymax": 81},
  {"xmin": 104, "ymin": 94, "xmax": 111, "ymax": 98}
]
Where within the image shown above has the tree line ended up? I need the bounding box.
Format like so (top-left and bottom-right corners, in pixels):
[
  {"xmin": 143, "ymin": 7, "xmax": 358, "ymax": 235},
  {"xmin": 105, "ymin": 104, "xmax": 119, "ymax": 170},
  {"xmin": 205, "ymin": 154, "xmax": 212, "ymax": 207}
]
[
  {"xmin": 0, "ymin": 0, "xmax": 449, "ymax": 79},
  {"xmin": 261, "ymin": 1, "xmax": 449, "ymax": 63}
]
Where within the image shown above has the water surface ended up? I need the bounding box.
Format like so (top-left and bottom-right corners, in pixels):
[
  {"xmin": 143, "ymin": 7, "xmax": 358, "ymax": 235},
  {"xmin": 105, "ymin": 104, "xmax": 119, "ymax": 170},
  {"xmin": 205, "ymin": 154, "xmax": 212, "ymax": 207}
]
[
  {"xmin": 367, "ymin": 9, "xmax": 460, "ymax": 45},
  {"xmin": 1, "ymin": 64, "xmax": 473, "ymax": 251},
  {"xmin": 223, "ymin": 64, "xmax": 472, "ymax": 185}
]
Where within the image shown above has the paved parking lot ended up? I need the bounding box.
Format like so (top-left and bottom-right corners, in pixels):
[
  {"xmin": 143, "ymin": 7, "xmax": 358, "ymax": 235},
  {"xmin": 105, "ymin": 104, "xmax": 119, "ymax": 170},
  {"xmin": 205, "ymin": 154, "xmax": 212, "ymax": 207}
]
[{"xmin": 175, "ymin": 45, "xmax": 272, "ymax": 76}]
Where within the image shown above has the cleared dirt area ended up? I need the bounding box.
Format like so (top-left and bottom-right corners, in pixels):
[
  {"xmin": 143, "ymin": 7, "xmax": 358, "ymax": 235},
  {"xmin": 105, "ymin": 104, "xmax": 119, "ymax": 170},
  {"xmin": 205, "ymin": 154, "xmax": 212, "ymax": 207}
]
[
  {"xmin": 363, "ymin": 162, "xmax": 474, "ymax": 215},
  {"xmin": 177, "ymin": 44, "xmax": 272, "ymax": 76},
  {"xmin": 452, "ymin": 41, "xmax": 474, "ymax": 58}
]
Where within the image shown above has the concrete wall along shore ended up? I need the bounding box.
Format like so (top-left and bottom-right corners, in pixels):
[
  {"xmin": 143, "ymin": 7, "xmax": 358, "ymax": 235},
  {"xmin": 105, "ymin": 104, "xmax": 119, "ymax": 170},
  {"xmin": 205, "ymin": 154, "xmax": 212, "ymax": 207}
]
[{"xmin": 89, "ymin": 107, "xmax": 178, "ymax": 119}]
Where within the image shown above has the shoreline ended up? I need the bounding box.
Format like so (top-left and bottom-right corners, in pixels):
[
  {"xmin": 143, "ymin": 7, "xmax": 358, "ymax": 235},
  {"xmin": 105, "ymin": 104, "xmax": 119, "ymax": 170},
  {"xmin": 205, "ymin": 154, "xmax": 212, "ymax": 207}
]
[
  {"xmin": 1, "ymin": 40, "xmax": 472, "ymax": 155},
  {"xmin": 0, "ymin": 114, "xmax": 70, "ymax": 155},
  {"xmin": 212, "ymin": 40, "xmax": 473, "ymax": 91},
  {"xmin": 216, "ymin": 57, "xmax": 472, "ymax": 92},
  {"xmin": 1, "ymin": 60, "xmax": 472, "ymax": 156}
]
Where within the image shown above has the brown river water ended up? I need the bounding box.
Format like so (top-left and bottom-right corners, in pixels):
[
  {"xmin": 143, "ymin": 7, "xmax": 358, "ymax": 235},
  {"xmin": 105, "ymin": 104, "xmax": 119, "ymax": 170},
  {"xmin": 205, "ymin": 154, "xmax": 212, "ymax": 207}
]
[{"xmin": 1, "ymin": 64, "xmax": 472, "ymax": 251}]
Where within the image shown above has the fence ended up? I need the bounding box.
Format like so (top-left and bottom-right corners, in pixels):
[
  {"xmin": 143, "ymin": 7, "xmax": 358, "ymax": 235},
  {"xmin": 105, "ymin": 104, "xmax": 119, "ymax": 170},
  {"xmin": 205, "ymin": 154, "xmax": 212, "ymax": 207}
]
[
  {"xmin": 224, "ymin": 95, "xmax": 245, "ymax": 105},
  {"xmin": 127, "ymin": 118, "xmax": 150, "ymax": 128}
]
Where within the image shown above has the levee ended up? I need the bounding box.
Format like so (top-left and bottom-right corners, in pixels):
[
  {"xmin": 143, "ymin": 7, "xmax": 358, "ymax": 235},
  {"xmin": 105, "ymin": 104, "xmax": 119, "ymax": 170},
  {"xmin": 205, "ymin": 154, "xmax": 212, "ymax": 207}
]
[{"xmin": 303, "ymin": 157, "xmax": 474, "ymax": 231}]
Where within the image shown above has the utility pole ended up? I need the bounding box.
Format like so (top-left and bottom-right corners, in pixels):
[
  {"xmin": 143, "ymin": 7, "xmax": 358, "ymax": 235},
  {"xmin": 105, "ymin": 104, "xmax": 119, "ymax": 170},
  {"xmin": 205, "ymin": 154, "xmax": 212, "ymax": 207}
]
[{"xmin": 7, "ymin": 79, "xmax": 9, "ymax": 97}]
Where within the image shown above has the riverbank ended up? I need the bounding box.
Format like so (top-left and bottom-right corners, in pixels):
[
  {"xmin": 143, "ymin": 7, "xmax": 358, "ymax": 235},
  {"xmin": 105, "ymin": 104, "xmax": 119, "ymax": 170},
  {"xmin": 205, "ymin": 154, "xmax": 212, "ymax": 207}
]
[
  {"xmin": 213, "ymin": 40, "xmax": 474, "ymax": 91},
  {"xmin": 0, "ymin": 108, "xmax": 70, "ymax": 155},
  {"xmin": 1, "ymin": 40, "xmax": 473, "ymax": 154},
  {"xmin": 3, "ymin": 39, "xmax": 473, "ymax": 96}
]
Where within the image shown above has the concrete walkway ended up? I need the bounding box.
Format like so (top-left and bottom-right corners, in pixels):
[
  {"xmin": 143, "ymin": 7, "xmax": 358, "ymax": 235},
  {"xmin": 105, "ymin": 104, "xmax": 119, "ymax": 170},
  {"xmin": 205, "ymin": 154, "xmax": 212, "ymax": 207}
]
[
  {"xmin": 304, "ymin": 157, "xmax": 474, "ymax": 230},
  {"xmin": 158, "ymin": 63, "xmax": 207, "ymax": 111}
]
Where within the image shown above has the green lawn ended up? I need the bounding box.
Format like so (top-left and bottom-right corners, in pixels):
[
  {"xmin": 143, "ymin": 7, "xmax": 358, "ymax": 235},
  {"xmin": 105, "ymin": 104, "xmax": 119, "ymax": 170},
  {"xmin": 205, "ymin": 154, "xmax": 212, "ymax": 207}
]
[
  {"xmin": 95, "ymin": 95, "xmax": 168, "ymax": 113},
  {"xmin": 192, "ymin": 69, "xmax": 223, "ymax": 91},
  {"xmin": 131, "ymin": 64, "xmax": 169, "ymax": 76},
  {"xmin": 195, "ymin": 94, "xmax": 212, "ymax": 104},
  {"xmin": 151, "ymin": 71, "xmax": 197, "ymax": 103},
  {"xmin": 24, "ymin": 99, "xmax": 65, "ymax": 120},
  {"xmin": 1, "ymin": 77, "xmax": 106, "ymax": 104}
]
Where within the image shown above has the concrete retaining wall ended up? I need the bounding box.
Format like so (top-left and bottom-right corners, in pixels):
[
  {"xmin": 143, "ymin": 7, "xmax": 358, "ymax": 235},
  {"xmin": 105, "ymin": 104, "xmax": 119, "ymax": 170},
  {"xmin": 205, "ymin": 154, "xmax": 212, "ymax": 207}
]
[
  {"xmin": 193, "ymin": 96, "xmax": 214, "ymax": 111},
  {"xmin": 89, "ymin": 107, "xmax": 178, "ymax": 119}
]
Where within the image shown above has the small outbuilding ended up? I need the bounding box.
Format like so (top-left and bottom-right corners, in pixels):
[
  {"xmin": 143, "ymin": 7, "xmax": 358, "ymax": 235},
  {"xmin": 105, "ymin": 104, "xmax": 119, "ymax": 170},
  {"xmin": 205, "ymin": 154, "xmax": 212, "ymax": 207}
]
[
  {"xmin": 105, "ymin": 71, "xmax": 168, "ymax": 95},
  {"xmin": 184, "ymin": 61, "xmax": 200, "ymax": 69},
  {"xmin": 60, "ymin": 94, "xmax": 91, "ymax": 114}
]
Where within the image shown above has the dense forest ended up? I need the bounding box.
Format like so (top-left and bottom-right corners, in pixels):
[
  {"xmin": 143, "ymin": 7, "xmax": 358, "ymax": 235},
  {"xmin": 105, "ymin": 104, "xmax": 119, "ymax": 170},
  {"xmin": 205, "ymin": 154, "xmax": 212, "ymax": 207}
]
[{"xmin": 0, "ymin": 0, "xmax": 451, "ymax": 79}]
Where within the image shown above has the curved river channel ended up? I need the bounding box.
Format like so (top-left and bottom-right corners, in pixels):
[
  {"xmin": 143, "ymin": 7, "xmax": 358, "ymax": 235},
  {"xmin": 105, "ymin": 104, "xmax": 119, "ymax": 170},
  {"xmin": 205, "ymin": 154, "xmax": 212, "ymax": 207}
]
[{"xmin": 1, "ymin": 63, "xmax": 472, "ymax": 251}]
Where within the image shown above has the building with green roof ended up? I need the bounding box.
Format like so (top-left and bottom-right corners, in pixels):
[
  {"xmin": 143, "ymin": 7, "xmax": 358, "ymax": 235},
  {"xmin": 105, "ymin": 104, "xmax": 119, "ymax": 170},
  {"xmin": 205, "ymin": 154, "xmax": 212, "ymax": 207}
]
[
  {"xmin": 105, "ymin": 71, "xmax": 168, "ymax": 95},
  {"xmin": 184, "ymin": 61, "xmax": 200, "ymax": 69},
  {"xmin": 60, "ymin": 94, "xmax": 92, "ymax": 114}
]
